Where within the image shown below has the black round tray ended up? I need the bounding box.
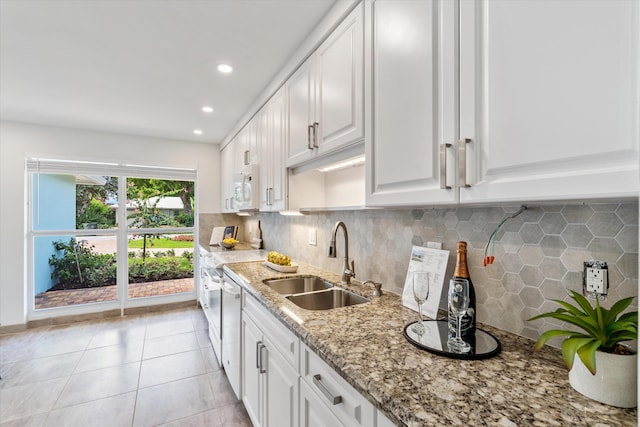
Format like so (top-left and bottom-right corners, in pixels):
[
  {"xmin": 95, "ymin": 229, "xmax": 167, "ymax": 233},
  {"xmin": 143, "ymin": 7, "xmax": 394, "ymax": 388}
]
[{"xmin": 403, "ymin": 320, "xmax": 501, "ymax": 360}]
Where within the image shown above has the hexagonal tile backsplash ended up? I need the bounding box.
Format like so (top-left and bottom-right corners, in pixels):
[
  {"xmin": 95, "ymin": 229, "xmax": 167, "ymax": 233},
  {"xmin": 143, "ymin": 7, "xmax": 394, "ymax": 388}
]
[{"xmin": 202, "ymin": 202, "xmax": 638, "ymax": 342}]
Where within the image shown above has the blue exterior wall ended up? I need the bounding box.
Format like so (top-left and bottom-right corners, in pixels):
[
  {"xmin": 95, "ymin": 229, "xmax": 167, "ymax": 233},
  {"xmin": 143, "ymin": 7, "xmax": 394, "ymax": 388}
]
[{"xmin": 33, "ymin": 174, "xmax": 76, "ymax": 294}]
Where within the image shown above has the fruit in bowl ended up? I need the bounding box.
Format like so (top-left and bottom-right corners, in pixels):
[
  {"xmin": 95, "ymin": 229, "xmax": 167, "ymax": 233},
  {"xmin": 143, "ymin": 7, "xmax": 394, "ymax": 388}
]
[
  {"xmin": 220, "ymin": 238, "xmax": 238, "ymax": 249},
  {"xmin": 267, "ymin": 251, "xmax": 291, "ymax": 266}
]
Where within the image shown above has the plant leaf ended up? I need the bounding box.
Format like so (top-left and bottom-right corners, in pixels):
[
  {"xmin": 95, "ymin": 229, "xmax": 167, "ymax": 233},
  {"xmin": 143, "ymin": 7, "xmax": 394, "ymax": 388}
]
[
  {"xmin": 604, "ymin": 297, "xmax": 635, "ymax": 324},
  {"xmin": 576, "ymin": 339, "xmax": 602, "ymax": 375},
  {"xmin": 618, "ymin": 311, "xmax": 638, "ymax": 325},
  {"xmin": 532, "ymin": 329, "xmax": 587, "ymax": 351},
  {"xmin": 561, "ymin": 337, "xmax": 596, "ymax": 371},
  {"xmin": 569, "ymin": 291, "xmax": 596, "ymax": 318}
]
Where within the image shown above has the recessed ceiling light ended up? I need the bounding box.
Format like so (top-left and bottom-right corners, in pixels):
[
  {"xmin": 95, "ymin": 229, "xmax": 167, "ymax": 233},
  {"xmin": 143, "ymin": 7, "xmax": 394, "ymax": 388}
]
[
  {"xmin": 201, "ymin": 106, "xmax": 214, "ymax": 113},
  {"xmin": 217, "ymin": 64, "xmax": 233, "ymax": 74},
  {"xmin": 193, "ymin": 129, "xmax": 203, "ymax": 135}
]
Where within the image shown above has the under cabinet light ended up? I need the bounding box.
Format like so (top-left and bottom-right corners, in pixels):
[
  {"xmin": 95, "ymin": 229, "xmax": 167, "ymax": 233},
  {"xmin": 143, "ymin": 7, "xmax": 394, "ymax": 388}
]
[
  {"xmin": 201, "ymin": 106, "xmax": 214, "ymax": 113},
  {"xmin": 193, "ymin": 129, "xmax": 203, "ymax": 135},
  {"xmin": 317, "ymin": 155, "xmax": 365, "ymax": 173},
  {"xmin": 279, "ymin": 210, "xmax": 304, "ymax": 216}
]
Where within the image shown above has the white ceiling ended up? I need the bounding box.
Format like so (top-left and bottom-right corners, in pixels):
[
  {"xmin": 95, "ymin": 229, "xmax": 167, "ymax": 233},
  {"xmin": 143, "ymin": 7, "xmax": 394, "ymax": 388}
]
[{"xmin": 0, "ymin": 0, "xmax": 337, "ymax": 144}]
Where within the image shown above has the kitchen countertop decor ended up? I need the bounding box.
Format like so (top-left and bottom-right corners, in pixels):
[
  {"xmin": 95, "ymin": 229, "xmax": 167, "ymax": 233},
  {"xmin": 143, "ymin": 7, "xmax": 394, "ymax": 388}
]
[{"xmin": 224, "ymin": 260, "xmax": 637, "ymax": 426}]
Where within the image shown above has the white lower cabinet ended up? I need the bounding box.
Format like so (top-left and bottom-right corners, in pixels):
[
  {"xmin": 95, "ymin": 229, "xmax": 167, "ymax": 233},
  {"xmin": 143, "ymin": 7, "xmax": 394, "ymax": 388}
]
[
  {"xmin": 241, "ymin": 293, "xmax": 395, "ymax": 427},
  {"xmin": 300, "ymin": 343, "xmax": 375, "ymax": 427},
  {"xmin": 242, "ymin": 294, "xmax": 299, "ymax": 427}
]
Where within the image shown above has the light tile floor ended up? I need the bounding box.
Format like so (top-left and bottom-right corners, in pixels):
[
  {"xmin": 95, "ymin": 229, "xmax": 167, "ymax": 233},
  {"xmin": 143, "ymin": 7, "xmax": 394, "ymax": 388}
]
[{"xmin": 0, "ymin": 307, "xmax": 251, "ymax": 427}]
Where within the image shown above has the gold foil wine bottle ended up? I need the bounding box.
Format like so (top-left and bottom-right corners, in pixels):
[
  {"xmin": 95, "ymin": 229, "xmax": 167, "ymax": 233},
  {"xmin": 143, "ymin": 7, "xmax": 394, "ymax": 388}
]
[{"xmin": 448, "ymin": 241, "xmax": 476, "ymax": 339}]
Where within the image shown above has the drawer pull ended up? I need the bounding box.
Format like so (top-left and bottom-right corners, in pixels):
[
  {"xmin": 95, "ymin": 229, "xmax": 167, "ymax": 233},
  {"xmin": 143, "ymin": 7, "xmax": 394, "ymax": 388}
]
[{"xmin": 313, "ymin": 374, "xmax": 342, "ymax": 405}]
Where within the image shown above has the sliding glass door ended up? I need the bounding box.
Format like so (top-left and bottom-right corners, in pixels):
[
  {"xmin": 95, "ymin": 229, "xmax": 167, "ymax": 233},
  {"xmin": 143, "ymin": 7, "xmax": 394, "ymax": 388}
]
[{"xmin": 27, "ymin": 159, "xmax": 197, "ymax": 315}]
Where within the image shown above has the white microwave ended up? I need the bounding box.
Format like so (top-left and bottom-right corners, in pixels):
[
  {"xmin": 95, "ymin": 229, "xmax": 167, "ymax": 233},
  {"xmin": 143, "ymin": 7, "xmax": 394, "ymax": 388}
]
[{"xmin": 233, "ymin": 165, "xmax": 259, "ymax": 211}]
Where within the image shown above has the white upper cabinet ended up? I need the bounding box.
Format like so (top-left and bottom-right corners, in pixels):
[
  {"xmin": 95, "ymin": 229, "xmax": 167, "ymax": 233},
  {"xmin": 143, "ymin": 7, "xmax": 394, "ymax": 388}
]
[
  {"xmin": 286, "ymin": 2, "xmax": 364, "ymax": 168},
  {"xmin": 366, "ymin": 0, "xmax": 638, "ymax": 207},
  {"xmin": 459, "ymin": 0, "xmax": 639, "ymax": 203},
  {"xmin": 220, "ymin": 142, "xmax": 237, "ymax": 213},
  {"xmin": 365, "ymin": 0, "xmax": 458, "ymax": 206},
  {"xmin": 287, "ymin": 58, "xmax": 317, "ymax": 166},
  {"xmin": 259, "ymin": 88, "xmax": 288, "ymax": 212}
]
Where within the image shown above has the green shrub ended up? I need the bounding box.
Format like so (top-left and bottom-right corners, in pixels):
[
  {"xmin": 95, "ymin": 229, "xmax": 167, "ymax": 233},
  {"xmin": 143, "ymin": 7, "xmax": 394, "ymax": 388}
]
[
  {"xmin": 128, "ymin": 257, "xmax": 193, "ymax": 283},
  {"xmin": 49, "ymin": 238, "xmax": 116, "ymax": 289},
  {"xmin": 175, "ymin": 213, "xmax": 194, "ymax": 227},
  {"xmin": 48, "ymin": 238, "xmax": 193, "ymax": 291},
  {"xmin": 76, "ymin": 198, "xmax": 115, "ymax": 229}
]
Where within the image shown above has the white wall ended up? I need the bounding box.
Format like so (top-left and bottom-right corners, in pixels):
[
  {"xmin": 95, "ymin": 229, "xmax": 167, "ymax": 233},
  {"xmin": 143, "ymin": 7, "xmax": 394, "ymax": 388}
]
[{"xmin": 0, "ymin": 120, "xmax": 220, "ymax": 326}]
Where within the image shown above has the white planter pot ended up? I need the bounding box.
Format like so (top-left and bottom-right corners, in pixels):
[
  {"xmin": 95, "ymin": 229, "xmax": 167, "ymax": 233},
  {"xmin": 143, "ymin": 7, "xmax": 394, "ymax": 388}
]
[{"xmin": 568, "ymin": 351, "xmax": 637, "ymax": 408}]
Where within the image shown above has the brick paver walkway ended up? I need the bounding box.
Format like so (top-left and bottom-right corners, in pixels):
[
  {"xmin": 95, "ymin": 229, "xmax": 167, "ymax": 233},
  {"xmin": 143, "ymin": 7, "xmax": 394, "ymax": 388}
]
[{"xmin": 34, "ymin": 278, "xmax": 194, "ymax": 309}]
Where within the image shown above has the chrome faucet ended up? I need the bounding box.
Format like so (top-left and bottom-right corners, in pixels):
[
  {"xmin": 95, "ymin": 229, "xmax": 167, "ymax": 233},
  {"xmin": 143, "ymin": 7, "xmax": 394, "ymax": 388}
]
[{"xmin": 328, "ymin": 221, "xmax": 355, "ymax": 284}]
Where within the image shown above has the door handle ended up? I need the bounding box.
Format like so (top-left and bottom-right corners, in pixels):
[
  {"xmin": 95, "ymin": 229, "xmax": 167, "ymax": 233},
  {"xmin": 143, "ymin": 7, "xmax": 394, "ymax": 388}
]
[
  {"xmin": 458, "ymin": 138, "xmax": 472, "ymax": 188},
  {"xmin": 312, "ymin": 122, "xmax": 319, "ymax": 148},
  {"xmin": 258, "ymin": 343, "xmax": 266, "ymax": 373},
  {"xmin": 439, "ymin": 143, "xmax": 452, "ymax": 190},
  {"xmin": 308, "ymin": 125, "xmax": 314, "ymax": 150},
  {"xmin": 256, "ymin": 341, "xmax": 262, "ymax": 370}
]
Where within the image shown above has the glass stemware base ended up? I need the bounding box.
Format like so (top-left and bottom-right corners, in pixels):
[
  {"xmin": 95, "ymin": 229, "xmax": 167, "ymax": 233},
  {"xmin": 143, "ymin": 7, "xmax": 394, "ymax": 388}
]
[
  {"xmin": 411, "ymin": 321, "xmax": 426, "ymax": 335},
  {"xmin": 447, "ymin": 336, "xmax": 471, "ymax": 353}
]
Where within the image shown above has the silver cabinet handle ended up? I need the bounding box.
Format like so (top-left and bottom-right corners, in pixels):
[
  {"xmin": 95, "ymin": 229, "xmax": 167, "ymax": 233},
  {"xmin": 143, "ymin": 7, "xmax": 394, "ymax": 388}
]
[
  {"xmin": 312, "ymin": 122, "xmax": 319, "ymax": 148},
  {"xmin": 458, "ymin": 138, "xmax": 471, "ymax": 188},
  {"xmin": 258, "ymin": 343, "xmax": 266, "ymax": 374},
  {"xmin": 266, "ymin": 188, "xmax": 270, "ymax": 205},
  {"xmin": 440, "ymin": 143, "xmax": 452, "ymax": 190},
  {"xmin": 244, "ymin": 150, "xmax": 250, "ymax": 166},
  {"xmin": 308, "ymin": 125, "xmax": 314, "ymax": 150},
  {"xmin": 312, "ymin": 374, "xmax": 342, "ymax": 405},
  {"xmin": 256, "ymin": 341, "xmax": 262, "ymax": 370}
]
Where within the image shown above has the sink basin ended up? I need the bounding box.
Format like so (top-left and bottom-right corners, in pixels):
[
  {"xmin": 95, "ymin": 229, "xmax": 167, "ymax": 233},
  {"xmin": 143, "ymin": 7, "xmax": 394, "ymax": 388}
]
[
  {"xmin": 264, "ymin": 276, "xmax": 334, "ymax": 295},
  {"xmin": 286, "ymin": 288, "xmax": 369, "ymax": 310}
]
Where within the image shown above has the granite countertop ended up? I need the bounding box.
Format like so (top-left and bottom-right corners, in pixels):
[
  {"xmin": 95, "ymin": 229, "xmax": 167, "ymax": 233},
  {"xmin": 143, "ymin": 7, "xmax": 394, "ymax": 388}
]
[{"xmin": 224, "ymin": 261, "xmax": 637, "ymax": 426}]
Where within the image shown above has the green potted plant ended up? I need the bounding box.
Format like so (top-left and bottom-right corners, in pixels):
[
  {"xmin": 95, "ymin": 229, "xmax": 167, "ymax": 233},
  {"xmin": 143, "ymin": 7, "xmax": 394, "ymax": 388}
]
[{"xmin": 529, "ymin": 290, "xmax": 637, "ymax": 408}]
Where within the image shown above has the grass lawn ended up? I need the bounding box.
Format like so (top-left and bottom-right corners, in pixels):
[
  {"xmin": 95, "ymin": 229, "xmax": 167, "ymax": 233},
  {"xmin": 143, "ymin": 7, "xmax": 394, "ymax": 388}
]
[{"xmin": 128, "ymin": 237, "xmax": 194, "ymax": 249}]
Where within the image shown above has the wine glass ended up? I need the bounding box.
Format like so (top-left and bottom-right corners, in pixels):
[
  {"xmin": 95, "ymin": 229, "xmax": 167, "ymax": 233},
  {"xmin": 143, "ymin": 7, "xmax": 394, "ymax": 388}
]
[
  {"xmin": 447, "ymin": 278, "xmax": 471, "ymax": 352},
  {"xmin": 411, "ymin": 271, "xmax": 430, "ymax": 335}
]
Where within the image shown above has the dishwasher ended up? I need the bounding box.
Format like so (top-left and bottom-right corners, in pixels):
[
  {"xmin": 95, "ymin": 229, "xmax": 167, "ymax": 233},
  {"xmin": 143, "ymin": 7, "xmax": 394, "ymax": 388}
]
[{"xmin": 221, "ymin": 269, "xmax": 243, "ymax": 400}]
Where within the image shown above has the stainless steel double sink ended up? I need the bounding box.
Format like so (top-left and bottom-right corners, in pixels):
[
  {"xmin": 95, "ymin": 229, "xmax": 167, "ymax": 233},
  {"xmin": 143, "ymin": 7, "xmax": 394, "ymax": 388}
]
[{"xmin": 263, "ymin": 276, "xmax": 369, "ymax": 310}]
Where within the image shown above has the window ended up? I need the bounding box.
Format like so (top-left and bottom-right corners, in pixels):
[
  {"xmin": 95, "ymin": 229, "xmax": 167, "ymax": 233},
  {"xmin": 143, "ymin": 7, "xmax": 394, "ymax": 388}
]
[{"xmin": 27, "ymin": 158, "xmax": 197, "ymax": 316}]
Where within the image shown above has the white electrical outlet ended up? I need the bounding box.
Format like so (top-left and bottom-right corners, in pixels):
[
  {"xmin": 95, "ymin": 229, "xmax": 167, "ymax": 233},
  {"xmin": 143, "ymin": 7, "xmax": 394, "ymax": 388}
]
[
  {"xmin": 583, "ymin": 261, "xmax": 609, "ymax": 296},
  {"xmin": 308, "ymin": 228, "xmax": 317, "ymax": 246}
]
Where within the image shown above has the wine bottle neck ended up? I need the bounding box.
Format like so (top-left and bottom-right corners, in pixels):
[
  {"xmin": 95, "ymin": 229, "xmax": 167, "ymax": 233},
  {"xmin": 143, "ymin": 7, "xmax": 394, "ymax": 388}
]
[{"xmin": 454, "ymin": 253, "xmax": 469, "ymax": 278}]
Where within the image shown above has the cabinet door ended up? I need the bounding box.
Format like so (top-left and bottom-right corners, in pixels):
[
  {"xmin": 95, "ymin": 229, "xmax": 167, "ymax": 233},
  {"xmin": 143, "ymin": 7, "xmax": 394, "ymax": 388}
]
[
  {"xmin": 316, "ymin": 2, "xmax": 364, "ymax": 154},
  {"xmin": 260, "ymin": 89, "xmax": 288, "ymax": 212},
  {"xmin": 220, "ymin": 143, "xmax": 236, "ymax": 212},
  {"xmin": 263, "ymin": 335, "xmax": 298, "ymax": 427},
  {"xmin": 258, "ymin": 106, "xmax": 271, "ymax": 211},
  {"xmin": 365, "ymin": 0, "xmax": 458, "ymax": 206},
  {"xmin": 269, "ymin": 88, "xmax": 288, "ymax": 211},
  {"xmin": 459, "ymin": 0, "xmax": 639, "ymax": 203},
  {"xmin": 287, "ymin": 58, "xmax": 317, "ymax": 166},
  {"xmin": 299, "ymin": 378, "xmax": 344, "ymax": 427},
  {"xmin": 242, "ymin": 314, "xmax": 263, "ymax": 427}
]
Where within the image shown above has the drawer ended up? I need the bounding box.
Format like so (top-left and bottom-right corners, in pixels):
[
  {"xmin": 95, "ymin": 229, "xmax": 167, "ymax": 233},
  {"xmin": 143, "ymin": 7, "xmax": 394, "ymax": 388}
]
[
  {"xmin": 300, "ymin": 342, "xmax": 374, "ymax": 427},
  {"xmin": 243, "ymin": 292, "xmax": 299, "ymax": 372}
]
